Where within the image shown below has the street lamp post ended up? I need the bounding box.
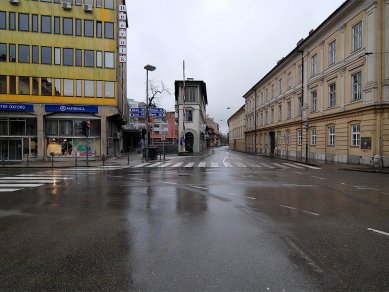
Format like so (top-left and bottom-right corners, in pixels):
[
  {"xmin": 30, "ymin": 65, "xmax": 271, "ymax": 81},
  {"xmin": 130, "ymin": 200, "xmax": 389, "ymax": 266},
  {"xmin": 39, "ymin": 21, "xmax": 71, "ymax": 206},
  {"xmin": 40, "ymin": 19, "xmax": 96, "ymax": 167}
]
[{"xmin": 144, "ymin": 64, "xmax": 156, "ymax": 162}]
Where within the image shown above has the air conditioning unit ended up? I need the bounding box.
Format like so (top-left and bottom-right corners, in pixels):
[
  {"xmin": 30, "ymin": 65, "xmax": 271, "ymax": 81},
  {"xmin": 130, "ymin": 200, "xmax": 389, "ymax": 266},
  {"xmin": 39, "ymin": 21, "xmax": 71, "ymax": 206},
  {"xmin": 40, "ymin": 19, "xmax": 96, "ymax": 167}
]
[
  {"xmin": 62, "ymin": 2, "xmax": 72, "ymax": 9},
  {"xmin": 83, "ymin": 4, "xmax": 93, "ymax": 11},
  {"xmin": 9, "ymin": 0, "xmax": 20, "ymax": 4}
]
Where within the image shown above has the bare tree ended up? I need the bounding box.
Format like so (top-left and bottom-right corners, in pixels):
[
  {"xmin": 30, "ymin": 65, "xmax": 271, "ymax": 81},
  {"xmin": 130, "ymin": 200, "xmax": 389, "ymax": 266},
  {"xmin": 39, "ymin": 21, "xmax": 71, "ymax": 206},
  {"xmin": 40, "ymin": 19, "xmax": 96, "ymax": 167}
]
[{"xmin": 148, "ymin": 81, "xmax": 171, "ymax": 108}]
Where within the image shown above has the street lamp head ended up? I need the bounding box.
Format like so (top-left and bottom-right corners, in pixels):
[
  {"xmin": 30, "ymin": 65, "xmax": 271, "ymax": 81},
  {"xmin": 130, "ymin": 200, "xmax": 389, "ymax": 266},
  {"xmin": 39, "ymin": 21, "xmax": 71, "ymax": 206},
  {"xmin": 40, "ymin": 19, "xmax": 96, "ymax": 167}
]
[{"xmin": 144, "ymin": 64, "xmax": 156, "ymax": 71}]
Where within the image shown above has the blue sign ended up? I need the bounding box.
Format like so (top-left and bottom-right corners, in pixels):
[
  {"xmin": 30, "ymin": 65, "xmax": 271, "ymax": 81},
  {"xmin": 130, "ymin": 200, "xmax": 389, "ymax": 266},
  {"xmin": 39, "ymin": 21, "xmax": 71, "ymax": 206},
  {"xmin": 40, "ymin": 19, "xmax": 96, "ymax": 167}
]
[
  {"xmin": 149, "ymin": 108, "xmax": 164, "ymax": 113},
  {"xmin": 150, "ymin": 112, "xmax": 164, "ymax": 117},
  {"xmin": 129, "ymin": 113, "xmax": 145, "ymax": 117},
  {"xmin": 45, "ymin": 104, "xmax": 98, "ymax": 113},
  {"xmin": 130, "ymin": 108, "xmax": 145, "ymax": 112},
  {"xmin": 0, "ymin": 103, "xmax": 34, "ymax": 111}
]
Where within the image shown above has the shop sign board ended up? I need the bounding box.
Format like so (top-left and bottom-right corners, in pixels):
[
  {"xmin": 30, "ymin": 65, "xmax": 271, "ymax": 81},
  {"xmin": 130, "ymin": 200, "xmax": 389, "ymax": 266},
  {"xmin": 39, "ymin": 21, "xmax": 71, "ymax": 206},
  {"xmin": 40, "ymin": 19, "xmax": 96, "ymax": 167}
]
[
  {"xmin": 45, "ymin": 104, "xmax": 98, "ymax": 113},
  {"xmin": 0, "ymin": 103, "xmax": 33, "ymax": 111}
]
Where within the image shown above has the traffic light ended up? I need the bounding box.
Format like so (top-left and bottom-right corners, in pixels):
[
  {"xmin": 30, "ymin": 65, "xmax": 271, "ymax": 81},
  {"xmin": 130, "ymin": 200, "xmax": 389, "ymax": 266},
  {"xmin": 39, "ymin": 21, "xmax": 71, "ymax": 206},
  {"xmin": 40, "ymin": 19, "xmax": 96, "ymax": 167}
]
[{"xmin": 81, "ymin": 120, "xmax": 90, "ymax": 136}]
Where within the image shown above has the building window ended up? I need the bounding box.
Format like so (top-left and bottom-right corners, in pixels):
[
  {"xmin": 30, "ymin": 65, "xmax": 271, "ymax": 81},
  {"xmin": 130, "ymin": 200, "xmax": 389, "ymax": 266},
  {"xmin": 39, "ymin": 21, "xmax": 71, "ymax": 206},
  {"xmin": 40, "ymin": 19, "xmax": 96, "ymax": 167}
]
[
  {"xmin": 286, "ymin": 130, "xmax": 290, "ymax": 145},
  {"xmin": 75, "ymin": 19, "xmax": 81, "ymax": 36},
  {"xmin": 9, "ymin": 44, "xmax": 16, "ymax": 62},
  {"xmin": 104, "ymin": 81, "xmax": 114, "ymax": 97},
  {"xmin": 96, "ymin": 21, "xmax": 102, "ymax": 38},
  {"xmin": 328, "ymin": 83, "xmax": 336, "ymax": 107},
  {"xmin": 184, "ymin": 87, "xmax": 196, "ymax": 102},
  {"xmin": 351, "ymin": 124, "xmax": 360, "ymax": 147},
  {"xmin": 328, "ymin": 126, "xmax": 335, "ymax": 146},
  {"xmin": 9, "ymin": 76, "xmax": 16, "ymax": 94},
  {"xmin": 54, "ymin": 79, "xmax": 61, "ymax": 96},
  {"xmin": 311, "ymin": 128, "xmax": 316, "ymax": 145},
  {"xmin": 84, "ymin": 20, "xmax": 94, "ymax": 37},
  {"xmin": 76, "ymin": 49, "xmax": 82, "ymax": 66},
  {"xmin": 84, "ymin": 50, "xmax": 94, "ymax": 67},
  {"xmin": 54, "ymin": 47, "xmax": 61, "ymax": 65},
  {"xmin": 32, "ymin": 14, "xmax": 38, "ymax": 32},
  {"xmin": 41, "ymin": 78, "xmax": 52, "ymax": 96},
  {"xmin": 271, "ymin": 108, "xmax": 274, "ymax": 124},
  {"xmin": 84, "ymin": 80, "xmax": 94, "ymax": 97},
  {"xmin": 19, "ymin": 13, "xmax": 29, "ymax": 31},
  {"xmin": 18, "ymin": 76, "xmax": 30, "ymax": 95},
  {"xmin": 104, "ymin": 51, "xmax": 114, "ymax": 68},
  {"xmin": 185, "ymin": 110, "xmax": 193, "ymax": 122},
  {"xmin": 278, "ymin": 79, "xmax": 282, "ymax": 95},
  {"xmin": 271, "ymin": 84, "xmax": 274, "ymax": 99},
  {"xmin": 104, "ymin": 22, "xmax": 114, "ymax": 39},
  {"xmin": 298, "ymin": 96, "xmax": 303, "ymax": 116},
  {"xmin": 0, "ymin": 11, "xmax": 6, "ymax": 29},
  {"xmin": 75, "ymin": 0, "xmax": 82, "ymax": 5},
  {"xmin": 278, "ymin": 104, "xmax": 282, "ymax": 121},
  {"xmin": 96, "ymin": 81, "xmax": 102, "ymax": 97},
  {"xmin": 76, "ymin": 80, "xmax": 82, "ymax": 96},
  {"xmin": 41, "ymin": 15, "xmax": 51, "ymax": 33},
  {"xmin": 287, "ymin": 72, "xmax": 292, "ymax": 89},
  {"xmin": 329, "ymin": 40, "xmax": 336, "ymax": 65},
  {"xmin": 352, "ymin": 21, "xmax": 363, "ymax": 52},
  {"xmin": 32, "ymin": 77, "xmax": 39, "ymax": 95},
  {"xmin": 0, "ymin": 43, "xmax": 6, "ymax": 62},
  {"xmin": 9, "ymin": 12, "xmax": 16, "ymax": 30},
  {"xmin": 287, "ymin": 100, "xmax": 291, "ymax": 119},
  {"xmin": 63, "ymin": 48, "xmax": 73, "ymax": 66},
  {"xmin": 96, "ymin": 51, "xmax": 102, "ymax": 67},
  {"xmin": 63, "ymin": 17, "xmax": 73, "ymax": 35},
  {"xmin": 351, "ymin": 71, "xmax": 362, "ymax": 101},
  {"xmin": 298, "ymin": 64, "xmax": 302, "ymax": 83},
  {"xmin": 0, "ymin": 75, "xmax": 7, "ymax": 94},
  {"xmin": 54, "ymin": 16, "xmax": 60, "ymax": 34},
  {"xmin": 311, "ymin": 90, "xmax": 317, "ymax": 112},
  {"xmin": 297, "ymin": 129, "xmax": 302, "ymax": 145},
  {"xmin": 96, "ymin": 0, "xmax": 102, "ymax": 8},
  {"xmin": 18, "ymin": 45, "xmax": 30, "ymax": 63},
  {"xmin": 105, "ymin": 0, "xmax": 114, "ymax": 9},
  {"xmin": 41, "ymin": 46, "xmax": 52, "ymax": 64},
  {"xmin": 63, "ymin": 79, "xmax": 73, "ymax": 96},
  {"xmin": 32, "ymin": 45, "xmax": 39, "ymax": 63},
  {"xmin": 311, "ymin": 54, "xmax": 317, "ymax": 75}
]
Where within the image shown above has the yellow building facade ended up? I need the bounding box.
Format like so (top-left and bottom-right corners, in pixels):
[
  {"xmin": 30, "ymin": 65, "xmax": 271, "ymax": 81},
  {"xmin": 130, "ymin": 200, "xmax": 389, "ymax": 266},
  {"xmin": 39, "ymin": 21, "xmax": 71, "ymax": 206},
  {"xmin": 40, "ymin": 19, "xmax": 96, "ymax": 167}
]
[
  {"xmin": 227, "ymin": 105, "xmax": 246, "ymax": 152},
  {"xmin": 0, "ymin": 0, "xmax": 128, "ymax": 161},
  {"xmin": 243, "ymin": 0, "xmax": 389, "ymax": 167}
]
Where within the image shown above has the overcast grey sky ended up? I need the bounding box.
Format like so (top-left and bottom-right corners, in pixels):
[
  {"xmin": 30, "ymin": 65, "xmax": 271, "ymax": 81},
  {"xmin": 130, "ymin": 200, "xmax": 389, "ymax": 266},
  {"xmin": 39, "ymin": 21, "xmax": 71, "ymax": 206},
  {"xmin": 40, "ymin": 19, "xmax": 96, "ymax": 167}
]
[{"xmin": 125, "ymin": 0, "xmax": 345, "ymax": 133}]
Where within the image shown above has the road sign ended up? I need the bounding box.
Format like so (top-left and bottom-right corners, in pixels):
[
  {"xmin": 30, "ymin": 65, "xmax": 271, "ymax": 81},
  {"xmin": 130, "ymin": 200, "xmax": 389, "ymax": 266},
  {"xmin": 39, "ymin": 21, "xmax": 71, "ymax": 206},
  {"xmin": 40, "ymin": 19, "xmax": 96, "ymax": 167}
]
[
  {"xmin": 129, "ymin": 113, "xmax": 145, "ymax": 117},
  {"xmin": 149, "ymin": 108, "xmax": 164, "ymax": 113},
  {"xmin": 149, "ymin": 112, "xmax": 164, "ymax": 117},
  {"xmin": 130, "ymin": 108, "xmax": 145, "ymax": 112}
]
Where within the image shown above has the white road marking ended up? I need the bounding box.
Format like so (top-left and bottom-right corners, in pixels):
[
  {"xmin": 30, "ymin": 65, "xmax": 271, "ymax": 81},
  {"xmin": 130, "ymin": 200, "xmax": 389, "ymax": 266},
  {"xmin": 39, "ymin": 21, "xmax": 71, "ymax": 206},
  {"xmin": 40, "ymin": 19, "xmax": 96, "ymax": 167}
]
[
  {"xmin": 172, "ymin": 162, "xmax": 184, "ymax": 167},
  {"xmin": 246, "ymin": 163, "xmax": 260, "ymax": 167},
  {"xmin": 131, "ymin": 178, "xmax": 144, "ymax": 181},
  {"xmin": 0, "ymin": 179, "xmax": 58, "ymax": 183},
  {"xmin": 283, "ymin": 163, "xmax": 304, "ymax": 169},
  {"xmin": 235, "ymin": 162, "xmax": 246, "ymax": 167},
  {"xmin": 134, "ymin": 163, "xmax": 150, "ymax": 168},
  {"xmin": 283, "ymin": 184, "xmax": 318, "ymax": 187},
  {"xmin": 184, "ymin": 162, "xmax": 195, "ymax": 167},
  {"xmin": 210, "ymin": 162, "xmax": 219, "ymax": 167},
  {"xmin": 147, "ymin": 162, "xmax": 164, "ymax": 167},
  {"xmin": 367, "ymin": 228, "xmax": 389, "ymax": 237},
  {"xmin": 190, "ymin": 185, "xmax": 208, "ymax": 190},
  {"xmin": 280, "ymin": 205, "xmax": 297, "ymax": 210},
  {"xmin": 159, "ymin": 162, "xmax": 172, "ymax": 167},
  {"xmin": 198, "ymin": 162, "xmax": 206, "ymax": 167},
  {"xmin": 223, "ymin": 162, "xmax": 232, "ymax": 167},
  {"xmin": 164, "ymin": 182, "xmax": 177, "ymax": 185},
  {"xmin": 295, "ymin": 171, "xmax": 303, "ymax": 175},
  {"xmin": 0, "ymin": 184, "xmax": 43, "ymax": 187},
  {"xmin": 245, "ymin": 196, "xmax": 256, "ymax": 200},
  {"xmin": 260, "ymin": 163, "xmax": 274, "ymax": 169},
  {"xmin": 357, "ymin": 187, "xmax": 382, "ymax": 191},
  {"xmin": 312, "ymin": 176, "xmax": 326, "ymax": 180},
  {"xmin": 0, "ymin": 188, "xmax": 21, "ymax": 192},
  {"xmin": 302, "ymin": 210, "xmax": 320, "ymax": 216},
  {"xmin": 280, "ymin": 205, "xmax": 319, "ymax": 216},
  {"xmin": 294, "ymin": 163, "xmax": 321, "ymax": 170},
  {"xmin": 272, "ymin": 163, "xmax": 288, "ymax": 168}
]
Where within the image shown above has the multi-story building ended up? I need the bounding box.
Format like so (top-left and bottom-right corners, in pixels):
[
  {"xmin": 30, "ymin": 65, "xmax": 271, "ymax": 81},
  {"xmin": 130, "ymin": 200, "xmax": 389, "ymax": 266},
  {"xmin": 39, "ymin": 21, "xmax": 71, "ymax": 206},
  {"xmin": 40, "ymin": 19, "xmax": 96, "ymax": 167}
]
[
  {"xmin": 150, "ymin": 112, "xmax": 177, "ymax": 144},
  {"xmin": 174, "ymin": 79, "xmax": 207, "ymax": 154},
  {"xmin": 227, "ymin": 105, "xmax": 245, "ymax": 152},
  {"xmin": 0, "ymin": 0, "xmax": 128, "ymax": 161},
  {"xmin": 242, "ymin": 0, "xmax": 389, "ymax": 166},
  {"xmin": 205, "ymin": 115, "xmax": 220, "ymax": 147}
]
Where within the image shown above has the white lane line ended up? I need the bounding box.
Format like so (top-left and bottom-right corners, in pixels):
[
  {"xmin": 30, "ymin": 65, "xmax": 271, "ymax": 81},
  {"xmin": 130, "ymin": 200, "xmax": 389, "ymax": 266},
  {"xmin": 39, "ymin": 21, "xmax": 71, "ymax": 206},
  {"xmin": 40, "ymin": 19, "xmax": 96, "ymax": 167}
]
[
  {"xmin": 235, "ymin": 162, "xmax": 246, "ymax": 167},
  {"xmin": 280, "ymin": 205, "xmax": 319, "ymax": 216},
  {"xmin": 295, "ymin": 171, "xmax": 303, "ymax": 175},
  {"xmin": 146, "ymin": 162, "xmax": 164, "ymax": 167},
  {"xmin": 132, "ymin": 178, "xmax": 144, "ymax": 181},
  {"xmin": 223, "ymin": 162, "xmax": 232, "ymax": 167},
  {"xmin": 245, "ymin": 196, "xmax": 256, "ymax": 200},
  {"xmin": 164, "ymin": 181, "xmax": 177, "ymax": 185},
  {"xmin": 312, "ymin": 176, "xmax": 326, "ymax": 180},
  {"xmin": 198, "ymin": 162, "xmax": 206, "ymax": 167},
  {"xmin": 16, "ymin": 174, "xmax": 70, "ymax": 178},
  {"xmin": 367, "ymin": 228, "xmax": 389, "ymax": 237},
  {"xmin": 302, "ymin": 210, "xmax": 320, "ymax": 216},
  {"xmin": 134, "ymin": 163, "xmax": 150, "ymax": 168},
  {"xmin": 184, "ymin": 162, "xmax": 195, "ymax": 167},
  {"xmin": 0, "ymin": 188, "xmax": 21, "ymax": 192},
  {"xmin": 280, "ymin": 205, "xmax": 297, "ymax": 210},
  {"xmin": 283, "ymin": 183, "xmax": 318, "ymax": 187},
  {"xmin": 0, "ymin": 184, "xmax": 44, "ymax": 187},
  {"xmin": 283, "ymin": 163, "xmax": 304, "ymax": 169},
  {"xmin": 190, "ymin": 185, "xmax": 208, "ymax": 190},
  {"xmin": 357, "ymin": 187, "xmax": 382, "ymax": 191},
  {"xmin": 260, "ymin": 163, "xmax": 274, "ymax": 169},
  {"xmin": 0, "ymin": 177, "xmax": 62, "ymax": 180},
  {"xmin": 0, "ymin": 180, "xmax": 58, "ymax": 184},
  {"xmin": 210, "ymin": 162, "xmax": 219, "ymax": 168},
  {"xmin": 294, "ymin": 163, "xmax": 321, "ymax": 170},
  {"xmin": 172, "ymin": 162, "xmax": 184, "ymax": 167}
]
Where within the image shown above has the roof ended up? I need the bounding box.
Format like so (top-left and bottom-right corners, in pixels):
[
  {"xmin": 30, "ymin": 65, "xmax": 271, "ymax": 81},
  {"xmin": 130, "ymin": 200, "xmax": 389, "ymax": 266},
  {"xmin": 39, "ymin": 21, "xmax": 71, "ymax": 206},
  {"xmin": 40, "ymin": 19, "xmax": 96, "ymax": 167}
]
[{"xmin": 174, "ymin": 80, "xmax": 208, "ymax": 105}]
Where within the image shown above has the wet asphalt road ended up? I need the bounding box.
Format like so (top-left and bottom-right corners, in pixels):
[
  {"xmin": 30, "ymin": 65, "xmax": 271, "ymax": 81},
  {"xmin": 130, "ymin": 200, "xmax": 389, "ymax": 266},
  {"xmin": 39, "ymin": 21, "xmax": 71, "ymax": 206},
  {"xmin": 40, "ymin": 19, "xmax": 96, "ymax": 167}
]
[{"xmin": 0, "ymin": 147, "xmax": 388, "ymax": 291}]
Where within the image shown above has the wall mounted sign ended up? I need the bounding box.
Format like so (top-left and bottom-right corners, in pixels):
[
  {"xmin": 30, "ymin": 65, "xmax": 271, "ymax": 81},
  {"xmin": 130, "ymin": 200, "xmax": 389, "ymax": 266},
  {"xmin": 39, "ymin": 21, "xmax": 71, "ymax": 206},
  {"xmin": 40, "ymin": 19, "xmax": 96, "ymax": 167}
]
[
  {"xmin": 0, "ymin": 103, "xmax": 34, "ymax": 111},
  {"xmin": 45, "ymin": 104, "xmax": 98, "ymax": 113}
]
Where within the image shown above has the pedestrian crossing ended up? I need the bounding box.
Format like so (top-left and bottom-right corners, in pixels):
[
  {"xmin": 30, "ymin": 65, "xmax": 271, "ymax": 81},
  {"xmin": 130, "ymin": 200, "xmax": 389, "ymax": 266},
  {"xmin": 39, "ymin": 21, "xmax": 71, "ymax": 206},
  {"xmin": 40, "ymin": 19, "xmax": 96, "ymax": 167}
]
[{"xmin": 133, "ymin": 161, "xmax": 321, "ymax": 170}]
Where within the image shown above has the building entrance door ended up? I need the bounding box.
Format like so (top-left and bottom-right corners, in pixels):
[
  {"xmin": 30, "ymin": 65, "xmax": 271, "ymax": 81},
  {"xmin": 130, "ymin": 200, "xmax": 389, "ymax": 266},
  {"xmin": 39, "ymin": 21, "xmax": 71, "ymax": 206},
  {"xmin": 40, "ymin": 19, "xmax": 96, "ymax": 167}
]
[
  {"xmin": 185, "ymin": 132, "xmax": 194, "ymax": 153},
  {"xmin": 269, "ymin": 132, "xmax": 275, "ymax": 157},
  {"xmin": 0, "ymin": 139, "xmax": 23, "ymax": 161}
]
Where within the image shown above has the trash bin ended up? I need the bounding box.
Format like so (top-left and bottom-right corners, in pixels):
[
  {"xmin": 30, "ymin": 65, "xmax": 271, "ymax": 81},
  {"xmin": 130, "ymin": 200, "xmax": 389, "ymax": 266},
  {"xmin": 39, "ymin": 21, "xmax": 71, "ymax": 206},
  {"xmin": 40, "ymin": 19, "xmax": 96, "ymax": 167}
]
[{"xmin": 143, "ymin": 147, "xmax": 158, "ymax": 160}]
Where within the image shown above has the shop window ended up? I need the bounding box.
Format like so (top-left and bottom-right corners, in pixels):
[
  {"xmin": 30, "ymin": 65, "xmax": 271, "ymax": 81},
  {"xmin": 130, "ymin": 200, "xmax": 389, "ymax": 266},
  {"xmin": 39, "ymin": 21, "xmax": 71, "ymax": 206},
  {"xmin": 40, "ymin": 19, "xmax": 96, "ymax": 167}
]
[
  {"xmin": 104, "ymin": 81, "xmax": 114, "ymax": 98},
  {"xmin": 41, "ymin": 15, "xmax": 51, "ymax": 33},
  {"xmin": 41, "ymin": 46, "xmax": 52, "ymax": 64},
  {"xmin": 85, "ymin": 80, "xmax": 94, "ymax": 97},
  {"xmin": 32, "ymin": 77, "xmax": 39, "ymax": 95},
  {"xmin": 9, "ymin": 76, "xmax": 16, "ymax": 94},
  {"xmin": 10, "ymin": 119, "xmax": 26, "ymax": 136},
  {"xmin": 54, "ymin": 79, "xmax": 61, "ymax": 96},
  {"xmin": 0, "ymin": 119, "xmax": 8, "ymax": 135},
  {"xmin": 18, "ymin": 45, "xmax": 30, "ymax": 63},
  {"xmin": 0, "ymin": 43, "xmax": 6, "ymax": 62},
  {"xmin": 104, "ymin": 22, "xmax": 114, "ymax": 39},
  {"xmin": 45, "ymin": 120, "xmax": 58, "ymax": 135},
  {"xmin": 41, "ymin": 77, "xmax": 52, "ymax": 96},
  {"xmin": 18, "ymin": 76, "xmax": 30, "ymax": 95},
  {"xmin": 19, "ymin": 13, "xmax": 29, "ymax": 31},
  {"xmin": 26, "ymin": 118, "xmax": 37, "ymax": 135},
  {"xmin": 32, "ymin": 14, "xmax": 38, "ymax": 32},
  {"xmin": 0, "ymin": 75, "xmax": 6, "ymax": 94},
  {"xmin": 63, "ymin": 79, "xmax": 74, "ymax": 96},
  {"xmin": 84, "ymin": 50, "xmax": 94, "ymax": 67},
  {"xmin": 59, "ymin": 120, "xmax": 73, "ymax": 136}
]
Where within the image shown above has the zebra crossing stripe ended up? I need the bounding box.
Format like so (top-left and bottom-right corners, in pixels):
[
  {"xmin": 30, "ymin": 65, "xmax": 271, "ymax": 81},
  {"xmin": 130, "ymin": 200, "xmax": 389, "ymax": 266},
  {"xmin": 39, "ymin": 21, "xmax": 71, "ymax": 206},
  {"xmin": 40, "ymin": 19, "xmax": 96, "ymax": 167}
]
[
  {"xmin": 0, "ymin": 184, "xmax": 44, "ymax": 187},
  {"xmin": 210, "ymin": 162, "xmax": 219, "ymax": 167},
  {"xmin": 159, "ymin": 162, "xmax": 172, "ymax": 167},
  {"xmin": 184, "ymin": 162, "xmax": 195, "ymax": 167},
  {"xmin": 172, "ymin": 162, "xmax": 184, "ymax": 167},
  {"xmin": 294, "ymin": 163, "xmax": 321, "ymax": 170},
  {"xmin": 198, "ymin": 162, "xmax": 206, "ymax": 167},
  {"xmin": 147, "ymin": 162, "xmax": 164, "ymax": 167},
  {"xmin": 283, "ymin": 163, "xmax": 303, "ymax": 169},
  {"xmin": 223, "ymin": 162, "xmax": 232, "ymax": 167},
  {"xmin": 134, "ymin": 163, "xmax": 150, "ymax": 168},
  {"xmin": 246, "ymin": 163, "xmax": 260, "ymax": 167},
  {"xmin": 235, "ymin": 162, "xmax": 247, "ymax": 167},
  {"xmin": 260, "ymin": 163, "xmax": 275, "ymax": 169},
  {"xmin": 0, "ymin": 188, "xmax": 21, "ymax": 192},
  {"xmin": 272, "ymin": 163, "xmax": 288, "ymax": 168}
]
